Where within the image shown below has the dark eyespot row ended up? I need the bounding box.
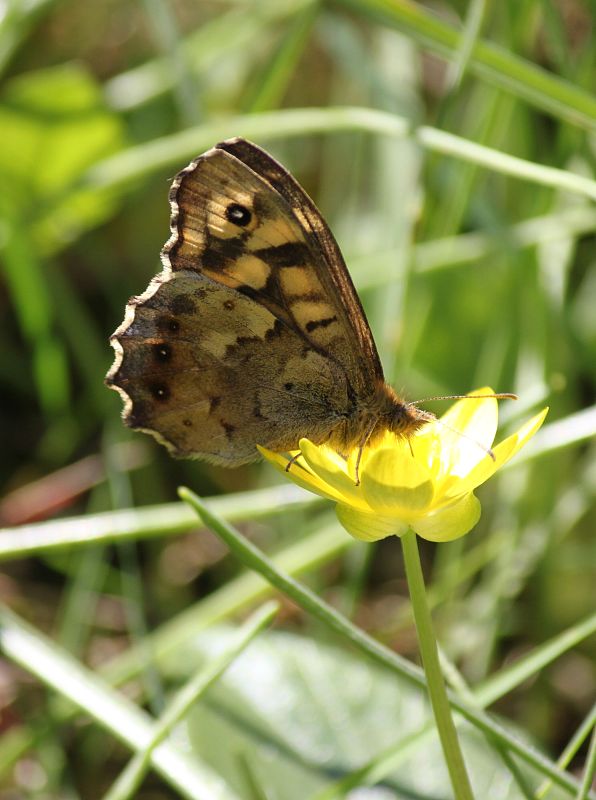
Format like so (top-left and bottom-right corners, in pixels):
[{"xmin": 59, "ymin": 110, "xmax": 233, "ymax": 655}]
[
  {"xmin": 157, "ymin": 315, "xmax": 181, "ymax": 333},
  {"xmin": 153, "ymin": 343, "xmax": 171, "ymax": 362},
  {"xmin": 150, "ymin": 383, "xmax": 170, "ymax": 401},
  {"xmin": 225, "ymin": 203, "xmax": 252, "ymax": 226}
]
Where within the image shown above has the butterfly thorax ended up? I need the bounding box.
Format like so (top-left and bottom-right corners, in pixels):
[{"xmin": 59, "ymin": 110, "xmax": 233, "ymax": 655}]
[{"xmin": 326, "ymin": 381, "xmax": 432, "ymax": 453}]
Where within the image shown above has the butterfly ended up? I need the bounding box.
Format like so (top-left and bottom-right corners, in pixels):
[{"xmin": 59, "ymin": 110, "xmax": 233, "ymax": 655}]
[{"xmin": 106, "ymin": 138, "xmax": 430, "ymax": 473}]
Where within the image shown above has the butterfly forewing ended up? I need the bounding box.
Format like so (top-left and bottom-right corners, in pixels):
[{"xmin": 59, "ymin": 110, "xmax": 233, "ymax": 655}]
[
  {"xmin": 163, "ymin": 139, "xmax": 382, "ymax": 395},
  {"xmin": 216, "ymin": 138, "xmax": 384, "ymax": 386}
]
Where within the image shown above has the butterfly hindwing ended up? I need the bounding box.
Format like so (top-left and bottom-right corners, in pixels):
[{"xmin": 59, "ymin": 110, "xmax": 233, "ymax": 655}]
[{"xmin": 108, "ymin": 271, "xmax": 350, "ymax": 464}]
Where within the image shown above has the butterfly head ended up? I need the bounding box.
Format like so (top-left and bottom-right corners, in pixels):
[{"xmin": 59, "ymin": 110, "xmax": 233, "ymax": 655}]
[{"xmin": 371, "ymin": 383, "xmax": 433, "ymax": 443}]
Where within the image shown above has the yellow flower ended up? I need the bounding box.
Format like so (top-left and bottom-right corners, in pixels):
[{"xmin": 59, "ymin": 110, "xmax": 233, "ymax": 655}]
[{"xmin": 260, "ymin": 389, "xmax": 547, "ymax": 543}]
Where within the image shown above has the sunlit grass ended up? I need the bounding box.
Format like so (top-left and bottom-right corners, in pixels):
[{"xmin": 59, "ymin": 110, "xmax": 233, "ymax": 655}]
[{"xmin": 0, "ymin": 1, "xmax": 594, "ymax": 798}]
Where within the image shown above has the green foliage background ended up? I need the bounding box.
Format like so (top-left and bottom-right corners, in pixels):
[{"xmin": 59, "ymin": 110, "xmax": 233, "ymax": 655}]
[{"xmin": 0, "ymin": 1, "xmax": 594, "ymax": 798}]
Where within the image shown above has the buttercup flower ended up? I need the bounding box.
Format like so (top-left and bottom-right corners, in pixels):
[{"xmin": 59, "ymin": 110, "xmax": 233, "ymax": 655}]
[{"xmin": 260, "ymin": 389, "xmax": 547, "ymax": 543}]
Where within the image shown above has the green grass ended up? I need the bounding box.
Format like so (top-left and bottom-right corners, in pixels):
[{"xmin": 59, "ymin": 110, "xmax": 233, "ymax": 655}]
[{"xmin": 0, "ymin": 1, "xmax": 594, "ymax": 798}]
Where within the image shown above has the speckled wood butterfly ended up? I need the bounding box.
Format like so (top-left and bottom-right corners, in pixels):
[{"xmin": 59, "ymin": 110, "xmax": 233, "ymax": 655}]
[{"xmin": 106, "ymin": 138, "xmax": 430, "ymax": 469}]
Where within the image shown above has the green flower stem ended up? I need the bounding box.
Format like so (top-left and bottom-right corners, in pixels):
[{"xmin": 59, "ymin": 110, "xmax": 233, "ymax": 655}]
[
  {"xmin": 401, "ymin": 529, "xmax": 475, "ymax": 800},
  {"xmin": 179, "ymin": 488, "xmax": 586, "ymax": 798}
]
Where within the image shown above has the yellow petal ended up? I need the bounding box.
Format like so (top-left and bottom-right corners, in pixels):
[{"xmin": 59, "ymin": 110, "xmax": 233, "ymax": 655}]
[
  {"xmin": 411, "ymin": 492, "xmax": 481, "ymax": 542},
  {"xmin": 299, "ymin": 439, "xmax": 373, "ymax": 511},
  {"xmin": 442, "ymin": 407, "xmax": 548, "ymax": 499},
  {"xmin": 436, "ymin": 388, "xmax": 499, "ymax": 479},
  {"xmin": 257, "ymin": 446, "xmax": 347, "ymax": 503},
  {"xmin": 361, "ymin": 447, "xmax": 434, "ymax": 515},
  {"xmin": 495, "ymin": 406, "xmax": 549, "ymax": 462},
  {"xmin": 336, "ymin": 504, "xmax": 409, "ymax": 542},
  {"xmin": 409, "ymin": 423, "xmax": 444, "ymax": 480}
]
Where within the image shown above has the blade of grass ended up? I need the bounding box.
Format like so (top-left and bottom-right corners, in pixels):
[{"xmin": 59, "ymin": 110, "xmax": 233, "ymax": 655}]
[
  {"xmin": 475, "ymin": 611, "xmax": 596, "ymax": 708},
  {"xmin": 535, "ymin": 705, "xmax": 596, "ymax": 800},
  {"xmin": 141, "ymin": 0, "xmax": 201, "ymax": 125},
  {"xmin": 576, "ymin": 723, "xmax": 596, "ymax": 800},
  {"xmin": 0, "ymin": 0, "xmax": 57, "ymax": 74},
  {"xmin": 415, "ymin": 125, "xmax": 596, "ymax": 200},
  {"xmin": 446, "ymin": 0, "xmax": 488, "ymax": 89},
  {"xmin": 412, "ymin": 205, "xmax": 596, "ymax": 273},
  {"xmin": 0, "ymin": 519, "xmax": 351, "ymax": 778},
  {"xmin": 336, "ymin": 0, "xmax": 596, "ymax": 130},
  {"xmin": 81, "ymin": 108, "xmax": 596, "ymax": 203},
  {"xmin": 541, "ymin": 0, "xmax": 571, "ymax": 76},
  {"xmin": 179, "ymin": 488, "xmax": 591, "ymax": 798},
  {"xmin": 1, "ymin": 215, "xmax": 69, "ymax": 418},
  {"xmin": 47, "ymin": 258, "xmax": 113, "ymax": 414},
  {"xmin": 515, "ymin": 406, "xmax": 596, "ymax": 464},
  {"xmin": 312, "ymin": 722, "xmax": 436, "ymax": 799},
  {"xmin": 105, "ymin": 430, "xmax": 165, "ymax": 716},
  {"xmin": 0, "ymin": 605, "xmax": 240, "ymax": 800},
  {"xmin": 0, "ymin": 484, "xmax": 322, "ymax": 561},
  {"xmin": 348, "ymin": 205, "xmax": 596, "ymax": 287},
  {"xmin": 104, "ymin": 0, "xmax": 310, "ymax": 110},
  {"xmin": 102, "ymin": 601, "xmax": 279, "ymax": 800},
  {"xmin": 102, "ymin": 517, "xmax": 350, "ymax": 687},
  {"xmin": 245, "ymin": 1, "xmax": 319, "ymax": 112}
]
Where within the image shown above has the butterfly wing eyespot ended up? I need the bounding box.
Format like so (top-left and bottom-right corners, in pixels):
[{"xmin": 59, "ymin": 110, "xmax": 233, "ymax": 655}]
[
  {"xmin": 106, "ymin": 138, "xmax": 413, "ymax": 466},
  {"xmin": 225, "ymin": 203, "xmax": 252, "ymax": 226},
  {"xmin": 153, "ymin": 344, "xmax": 171, "ymax": 362}
]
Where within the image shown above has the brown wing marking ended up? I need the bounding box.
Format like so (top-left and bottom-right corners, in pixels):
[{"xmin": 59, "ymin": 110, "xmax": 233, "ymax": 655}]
[
  {"xmin": 107, "ymin": 271, "xmax": 350, "ymax": 464},
  {"xmin": 161, "ymin": 141, "xmax": 381, "ymax": 394},
  {"xmin": 216, "ymin": 138, "xmax": 384, "ymax": 384}
]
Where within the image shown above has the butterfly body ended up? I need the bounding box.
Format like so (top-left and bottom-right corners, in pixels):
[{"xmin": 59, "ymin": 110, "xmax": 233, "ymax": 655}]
[{"xmin": 107, "ymin": 138, "xmax": 428, "ymax": 465}]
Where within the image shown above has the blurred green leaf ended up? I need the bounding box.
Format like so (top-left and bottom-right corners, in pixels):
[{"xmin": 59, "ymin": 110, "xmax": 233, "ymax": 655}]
[
  {"xmin": 0, "ymin": 63, "xmax": 126, "ymax": 252},
  {"xmin": 181, "ymin": 629, "xmax": 572, "ymax": 800}
]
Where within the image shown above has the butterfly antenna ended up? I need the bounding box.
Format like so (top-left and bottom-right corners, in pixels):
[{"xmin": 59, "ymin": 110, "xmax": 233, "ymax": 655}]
[
  {"xmin": 429, "ymin": 416, "xmax": 497, "ymax": 461},
  {"xmin": 407, "ymin": 392, "xmax": 517, "ymax": 405},
  {"xmin": 407, "ymin": 393, "xmax": 517, "ymax": 462}
]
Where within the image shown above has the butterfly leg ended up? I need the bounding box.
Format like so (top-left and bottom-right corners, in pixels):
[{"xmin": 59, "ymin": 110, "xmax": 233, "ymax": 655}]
[
  {"xmin": 285, "ymin": 450, "xmax": 303, "ymax": 474},
  {"xmin": 354, "ymin": 419, "xmax": 379, "ymax": 486},
  {"xmin": 354, "ymin": 446, "xmax": 365, "ymax": 486}
]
